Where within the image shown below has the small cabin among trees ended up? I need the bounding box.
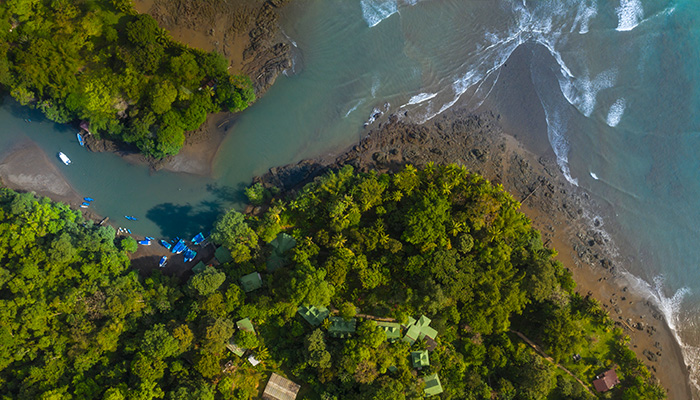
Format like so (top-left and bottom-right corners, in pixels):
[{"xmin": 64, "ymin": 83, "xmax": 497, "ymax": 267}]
[
  {"xmin": 262, "ymin": 373, "xmax": 300, "ymax": 400},
  {"xmin": 593, "ymin": 368, "xmax": 620, "ymax": 393},
  {"xmin": 327, "ymin": 316, "xmax": 356, "ymax": 338},
  {"xmin": 240, "ymin": 272, "xmax": 263, "ymax": 292},
  {"xmin": 298, "ymin": 306, "xmax": 330, "ymax": 326},
  {"xmin": 423, "ymin": 373, "xmax": 444, "ymax": 397}
]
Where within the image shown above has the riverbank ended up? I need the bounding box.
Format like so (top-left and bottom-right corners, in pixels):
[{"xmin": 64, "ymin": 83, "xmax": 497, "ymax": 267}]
[
  {"xmin": 76, "ymin": 0, "xmax": 294, "ymax": 175},
  {"xmin": 0, "ymin": 139, "xmax": 215, "ymax": 280},
  {"xmin": 255, "ymin": 108, "xmax": 694, "ymax": 400}
]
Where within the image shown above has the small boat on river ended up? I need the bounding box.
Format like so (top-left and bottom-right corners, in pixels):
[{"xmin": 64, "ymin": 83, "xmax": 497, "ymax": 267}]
[
  {"xmin": 124, "ymin": 216, "xmax": 138, "ymax": 221},
  {"xmin": 81, "ymin": 202, "xmax": 90, "ymax": 207},
  {"xmin": 58, "ymin": 152, "xmax": 71, "ymax": 165},
  {"xmin": 183, "ymin": 248, "xmax": 197, "ymax": 263},
  {"xmin": 159, "ymin": 256, "xmax": 167, "ymax": 268},
  {"xmin": 138, "ymin": 239, "xmax": 151, "ymax": 246},
  {"xmin": 84, "ymin": 197, "xmax": 94, "ymax": 202},
  {"xmin": 160, "ymin": 239, "xmax": 172, "ymax": 250},
  {"xmin": 191, "ymin": 232, "xmax": 206, "ymax": 245},
  {"xmin": 172, "ymin": 239, "xmax": 187, "ymax": 254},
  {"xmin": 77, "ymin": 132, "xmax": 85, "ymax": 146}
]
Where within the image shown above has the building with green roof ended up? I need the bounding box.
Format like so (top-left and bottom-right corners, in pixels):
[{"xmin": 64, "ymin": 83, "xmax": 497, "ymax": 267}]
[
  {"xmin": 237, "ymin": 318, "xmax": 256, "ymax": 334},
  {"xmin": 215, "ymin": 246, "xmax": 233, "ymax": 264},
  {"xmin": 192, "ymin": 261, "xmax": 206, "ymax": 274},
  {"xmin": 240, "ymin": 272, "xmax": 263, "ymax": 292},
  {"xmin": 267, "ymin": 233, "xmax": 296, "ymax": 271},
  {"xmin": 402, "ymin": 315, "xmax": 438, "ymax": 347},
  {"xmin": 377, "ymin": 321, "xmax": 401, "ymax": 342},
  {"xmin": 423, "ymin": 374, "xmax": 443, "ymax": 397},
  {"xmin": 298, "ymin": 305, "xmax": 330, "ymax": 326},
  {"xmin": 411, "ymin": 350, "xmax": 430, "ymax": 369},
  {"xmin": 327, "ymin": 316, "xmax": 356, "ymax": 339},
  {"xmin": 226, "ymin": 340, "xmax": 245, "ymax": 357}
]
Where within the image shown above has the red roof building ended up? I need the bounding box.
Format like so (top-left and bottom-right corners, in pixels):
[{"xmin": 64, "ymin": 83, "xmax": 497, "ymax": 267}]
[{"xmin": 593, "ymin": 369, "xmax": 620, "ymax": 392}]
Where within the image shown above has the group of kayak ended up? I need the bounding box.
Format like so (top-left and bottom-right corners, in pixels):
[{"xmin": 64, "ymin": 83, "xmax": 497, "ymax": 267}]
[
  {"xmin": 80, "ymin": 197, "xmax": 94, "ymax": 209},
  {"xmin": 158, "ymin": 233, "xmax": 206, "ymax": 267}
]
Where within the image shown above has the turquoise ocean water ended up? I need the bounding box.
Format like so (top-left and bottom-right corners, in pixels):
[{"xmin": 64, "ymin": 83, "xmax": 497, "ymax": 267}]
[{"xmin": 1, "ymin": 0, "xmax": 699, "ymax": 389}]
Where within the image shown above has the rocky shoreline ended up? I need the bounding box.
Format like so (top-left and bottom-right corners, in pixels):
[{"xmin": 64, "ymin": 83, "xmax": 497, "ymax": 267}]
[{"xmin": 255, "ymin": 109, "xmax": 695, "ymax": 400}]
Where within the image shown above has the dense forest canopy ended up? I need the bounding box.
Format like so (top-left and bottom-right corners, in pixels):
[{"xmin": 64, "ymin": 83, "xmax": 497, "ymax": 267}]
[
  {"xmin": 0, "ymin": 0, "xmax": 254, "ymax": 158},
  {"xmin": 0, "ymin": 164, "xmax": 664, "ymax": 399}
]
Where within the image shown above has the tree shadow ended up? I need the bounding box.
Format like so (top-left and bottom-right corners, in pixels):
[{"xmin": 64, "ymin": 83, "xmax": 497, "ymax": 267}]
[{"xmin": 146, "ymin": 200, "xmax": 222, "ymax": 239}]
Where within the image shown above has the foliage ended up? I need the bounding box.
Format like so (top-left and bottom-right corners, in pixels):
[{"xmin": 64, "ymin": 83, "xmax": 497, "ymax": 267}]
[
  {"xmin": 0, "ymin": 1, "xmax": 255, "ymax": 158},
  {"xmin": 0, "ymin": 164, "xmax": 665, "ymax": 399}
]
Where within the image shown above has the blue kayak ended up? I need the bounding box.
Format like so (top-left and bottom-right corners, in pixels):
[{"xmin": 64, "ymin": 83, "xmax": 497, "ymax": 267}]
[
  {"xmin": 192, "ymin": 232, "xmax": 206, "ymax": 245},
  {"xmin": 138, "ymin": 239, "xmax": 151, "ymax": 246},
  {"xmin": 81, "ymin": 202, "xmax": 90, "ymax": 206},
  {"xmin": 77, "ymin": 132, "xmax": 85, "ymax": 146},
  {"xmin": 183, "ymin": 248, "xmax": 197, "ymax": 263},
  {"xmin": 159, "ymin": 256, "xmax": 167, "ymax": 267},
  {"xmin": 160, "ymin": 240, "xmax": 172, "ymax": 249},
  {"xmin": 83, "ymin": 197, "xmax": 94, "ymax": 202},
  {"xmin": 124, "ymin": 216, "xmax": 138, "ymax": 221}
]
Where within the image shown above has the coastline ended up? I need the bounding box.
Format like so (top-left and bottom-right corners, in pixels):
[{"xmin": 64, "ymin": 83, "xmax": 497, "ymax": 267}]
[{"xmin": 255, "ymin": 109, "xmax": 694, "ymax": 400}]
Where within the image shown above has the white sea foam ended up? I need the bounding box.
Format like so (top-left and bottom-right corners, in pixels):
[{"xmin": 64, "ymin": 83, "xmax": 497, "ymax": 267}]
[
  {"xmin": 560, "ymin": 68, "xmax": 617, "ymax": 117},
  {"xmin": 571, "ymin": 2, "xmax": 597, "ymax": 34},
  {"xmin": 361, "ymin": 0, "xmax": 398, "ymax": 28},
  {"xmin": 371, "ymin": 75, "xmax": 380, "ymax": 98},
  {"xmin": 344, "ymin": 100, "xmax": 364, "ymax": 118},
  {"xmin": 606, "ymin": 98, "xmax": 626, "ymax": 127},
  {"xmin": 590, "ymin": 171, "xmax": 598, "ymax": 180},
  {"xmin": 544, "ymin": 108, "xmax": 578, "ymax": 186},
  {"xmin": 616, "ymin": 0, "xmax": 644, "ymax": 32},
  {"xmin": 407, "ymin": 92, "xmax": 437, "ymax": 105}
]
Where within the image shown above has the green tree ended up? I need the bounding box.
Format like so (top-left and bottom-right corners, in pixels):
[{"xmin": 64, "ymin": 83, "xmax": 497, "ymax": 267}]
[
  {"xmin": 210, "ymin": 209, "xmax": 258, "ymax": 263},
  {"xmin": 188, "ymin": 266, "xmax": 226, "ymax": 296}
]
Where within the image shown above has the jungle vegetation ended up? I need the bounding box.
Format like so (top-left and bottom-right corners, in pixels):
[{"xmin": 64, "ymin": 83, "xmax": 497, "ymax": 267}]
[
  {"xmin": 0, "ymin": 0, "xmax": 255, "ymax": 158},
  {"xmin": 0, "ymin": 164, "xmax": 665, "ymax": 399}
]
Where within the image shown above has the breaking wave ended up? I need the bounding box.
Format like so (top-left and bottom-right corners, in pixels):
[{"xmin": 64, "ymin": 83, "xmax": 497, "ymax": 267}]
[
  {"xmin": 616, "ymin": 0, "xmax": 644, "ymax": 31},
  {"xmin": 361, "ymin": 0, "xmax": 398, "ymax": 27},
  {"xmin": 606, "ymin": 98, "xmax": 626, "ymax": 127}
]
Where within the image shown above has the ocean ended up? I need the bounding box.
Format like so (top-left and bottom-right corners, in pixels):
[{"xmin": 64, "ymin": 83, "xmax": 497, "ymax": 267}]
[{"xmin": 0, "ymin": 0, "xmax": 699, "ymax": 391}]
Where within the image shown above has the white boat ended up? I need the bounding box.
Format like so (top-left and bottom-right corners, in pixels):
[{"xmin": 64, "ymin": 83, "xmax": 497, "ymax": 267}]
[{"xmin": 58, "ymin": 152, "xmax": 71, "ymax": 165}]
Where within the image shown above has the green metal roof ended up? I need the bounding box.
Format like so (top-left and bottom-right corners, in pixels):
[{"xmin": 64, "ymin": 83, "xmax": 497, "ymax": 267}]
[
  {"xmin": 298, "ymin": 305, "xmax": 330, "ymax": 326},
  {"xmin": 411, "ymin": 350, "xmax": 430, "ymax": 368},
  {"xmin": 214, "ymin": 246, "xmax": 233, "ymax": 264},
  {"xmin": 328, "ymin": 316, "xmax": 356, "ymax": 338},
  {"xmin": 423, "ymin": 374, "xmax": 444, "ymax": 397},
  {"xmin": 192, "ymin": 261, "xmax": 206, "ymax": 274},
  {"xmin": 403, "ymin": 315, "xmax": 438, "ymax": 344},
  {"xmin": 226, "ymin": 340, "xmax": 245, "ymax": 357},
  {"xmin": 267, "ymin": 233, "xmax": 297, "ymax": 271},
  {"xmin": 377, "ymin": 321, "xmax": 401, "ymax": 341},
  {"xmin": 270, "ymin": 233, "xmax": 296, "ymax": 253},
  {"xmin": 403, "ymin": 325, "xmax": 421, "ymax": 344},
  {"xmin": 237, "ymin": 318, "xmax": 256, "ymax": 334},
  {"xmin": 240, "ymin": 272, "xmax": 263, "ymax": 292}
]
